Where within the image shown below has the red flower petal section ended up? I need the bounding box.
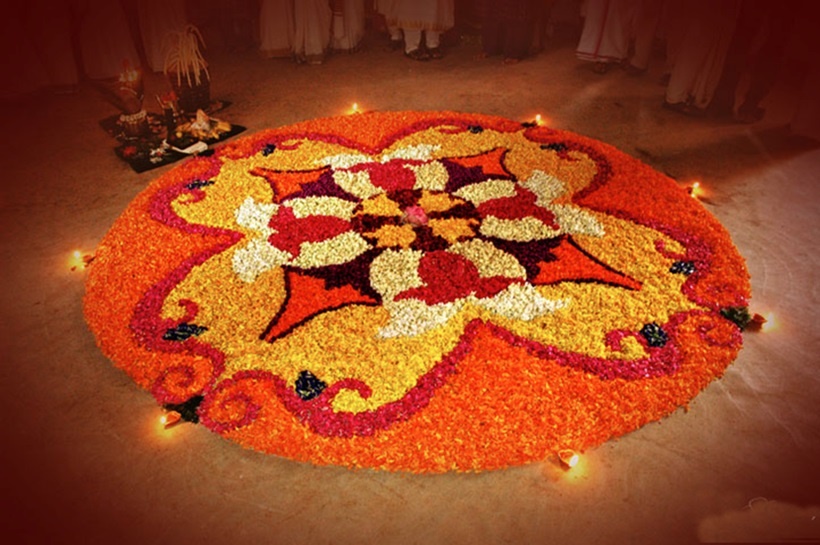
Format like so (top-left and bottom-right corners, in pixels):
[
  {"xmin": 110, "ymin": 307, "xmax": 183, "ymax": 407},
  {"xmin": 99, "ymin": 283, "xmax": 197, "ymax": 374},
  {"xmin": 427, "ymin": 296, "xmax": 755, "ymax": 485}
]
[
  {"xmin": 532, "ymin": 238, "xmax": 642, "ymax": 290},
  {"xmin": 267, "ymin": 207, "xmax": 351, "ymax": 258},
  {"xmin": 478, "ymin": 186, "xmax": 559, "ymax": 228},
  {"xmin": 395, "ymin": 251, "xmax": 519, "ymax": 305},
  {"xmin": 349, "ymin": 159, "xmax": 419, "ymax": 192}
]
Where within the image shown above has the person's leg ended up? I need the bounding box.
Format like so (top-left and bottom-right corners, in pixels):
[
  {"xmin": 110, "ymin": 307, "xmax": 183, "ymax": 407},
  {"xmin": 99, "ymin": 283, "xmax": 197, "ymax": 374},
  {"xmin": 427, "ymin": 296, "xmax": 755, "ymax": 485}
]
[
  {"xmin": 387, "ymin": 25, "xmax": 403, "ymax": 49},
  {"xmin": 403, "ymin": 27, "xmax": 428, "ymax": 59},
  {"xmin": 425, "ymin": 30, "xmax": 444, "ymax": 58},
  {"xmin": 627, "ymin": 0, "xmax": 661, "ymax": 73},
  {"xmin": 708, "ymin": 2, "xmax": 758, "ymax": 117},
  {"xmin": 737, "ymin": 5, "xmax": 796, "ymax": 121}
]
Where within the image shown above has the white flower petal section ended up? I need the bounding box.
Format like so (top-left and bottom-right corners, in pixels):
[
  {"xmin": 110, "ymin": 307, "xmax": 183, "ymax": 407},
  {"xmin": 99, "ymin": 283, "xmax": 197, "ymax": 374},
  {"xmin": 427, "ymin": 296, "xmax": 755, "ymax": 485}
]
[
  {"xmin": 232, "ymin": 239, "xmax": 291, "ymax": 283},
  {"xmin": 382, "ymin": 144, "xmax": 440, "ymax": 162},
  {"xmin": 550, "ymin": 204, "xmax": 605, "ymax": 237},
  {"xmin": 232, "ymin": 197, "xmax": 289, "ymax": 283},
  {"xmin": 409, "ymin": 161, "xmax": 449, "ymax": 191},
  {"xmin": 369, "ymin": 248, "xmax": 423, "ymax": 302},
  {"xmin": 454, "ymin": 179, "xmax": 516, "ymax": 205},
  {"xmin": 318, "ymin": 152, "xmax": 372, "ymax": 170},
  {"xmin": 287, "ymin": 196, "xmax": 359, "ymax": 219},
  {"xmin": 520, "ymin": 170, "xmax": 566, "ymax": 205},
  {"xmin": 291, "ymin": 231, "xmax": 370, "ymax": 269},
  {"xmin": 378, "ymin": 299, "xmax": 461, "ymax": 339},
  {"xmin": 333, "ymin": 169, "xmax": 381, "ymax": 200},
  {"xmin": 449, "ymin": 239, "xmax": 526, "ymax": 279},
  {"xmin": 235, "ymin": 196, "xmax": 277, "ymax": 232},
  {"xmin": 480, "ymin": 216, "xmax": 561, "ymax": 242},
  {"xmin": 476, "ymin": 284, "xmax": 569, "ymax": 321}
]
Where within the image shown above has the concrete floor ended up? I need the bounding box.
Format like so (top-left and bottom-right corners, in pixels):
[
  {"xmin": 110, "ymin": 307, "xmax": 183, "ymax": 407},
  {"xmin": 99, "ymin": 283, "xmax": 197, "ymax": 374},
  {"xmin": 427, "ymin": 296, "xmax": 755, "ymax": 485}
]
[{"xmin": 2, "ymin": 26, "xmax": 819, "ymax": 545}]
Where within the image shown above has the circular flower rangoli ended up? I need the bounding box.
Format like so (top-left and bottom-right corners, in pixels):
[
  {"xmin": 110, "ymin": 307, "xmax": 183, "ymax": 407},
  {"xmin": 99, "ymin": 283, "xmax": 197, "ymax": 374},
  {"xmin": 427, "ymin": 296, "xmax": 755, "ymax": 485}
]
[{"xmin": 85, "ymin": 111, "xmax": 750, "ymax": 472}]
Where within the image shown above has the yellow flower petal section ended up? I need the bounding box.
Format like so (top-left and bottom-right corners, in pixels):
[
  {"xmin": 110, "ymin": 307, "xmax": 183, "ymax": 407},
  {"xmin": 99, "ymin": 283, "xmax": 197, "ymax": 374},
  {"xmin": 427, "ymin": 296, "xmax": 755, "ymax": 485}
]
[
  {"xmin": 418, "ymin": 190, "xmax": 459, "ymax": 213},
  {"xmin": 428, "ymin": 217, "xmax": 478, "ymax": 244},
  {"xmin": 359, "ymin": 192, "xmax": 402, "ymax": 217},
  {"xmin": 222, "ymin": 304, "xmax": 471, "ymax": 414},
  {"xmin": 368, "ymin": 224, "xmax": 416, "ymax": 249}
]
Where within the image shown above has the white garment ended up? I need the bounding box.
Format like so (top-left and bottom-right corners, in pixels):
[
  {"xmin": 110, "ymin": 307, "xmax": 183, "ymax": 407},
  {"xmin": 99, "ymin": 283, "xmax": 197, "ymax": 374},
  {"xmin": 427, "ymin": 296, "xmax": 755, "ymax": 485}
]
[
  {"xmin": 138, "ymin": 0, "xmax": 188, "ymax": 72},
  {"xmin": 628, "ymin": 0, "xmax": 662, "ymax": 70},
  {"xmin": 375, "ymin": 0, "xmax": 395, "ymax": 16},
  {"xmin": 259, "ymin": 0, "xmax": 295, "ymax": 58},
  {"xmin": 576, "ymin": 0, "xmax": 639, "ymax": 63},
  {"xmin": 384, "ymin": 0, "xmax": 454, "ymax": 33},
  {"xmin": 293, "ymin": 0, "xmax": 332, "ymax": 63},
  {"xmin": 659, "ymin": 0, "xmax": 687, "ymax": 74},
  {"xmin": 332, "ymin": 0, "xmax": 366, "ymax": 51},
  {"xmin": 665, "ymin": 0, "xmax": 740, "ymax": 109},
  {"xmin": 402, "ymin": 29, "xmax": 441, "ymax": 52}
]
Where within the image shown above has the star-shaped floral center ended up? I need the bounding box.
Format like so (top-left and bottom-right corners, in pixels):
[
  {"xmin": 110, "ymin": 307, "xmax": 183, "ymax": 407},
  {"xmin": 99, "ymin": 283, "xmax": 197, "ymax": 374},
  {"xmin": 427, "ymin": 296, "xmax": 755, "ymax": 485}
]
[{"xmin": 351, "ymin": 189, "xmax": 480, "ymax": 251}]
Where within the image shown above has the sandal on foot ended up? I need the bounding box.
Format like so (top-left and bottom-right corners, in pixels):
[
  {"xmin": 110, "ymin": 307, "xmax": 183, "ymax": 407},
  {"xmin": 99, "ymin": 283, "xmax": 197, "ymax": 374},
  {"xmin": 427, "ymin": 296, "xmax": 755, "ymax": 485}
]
[
  {"xmin": 405, "ymin": 48, "xmax": 430, "ymax": 61},
  {"xmin": 663, "ymin": 100, "xmax": 705, "ymax": 117}
]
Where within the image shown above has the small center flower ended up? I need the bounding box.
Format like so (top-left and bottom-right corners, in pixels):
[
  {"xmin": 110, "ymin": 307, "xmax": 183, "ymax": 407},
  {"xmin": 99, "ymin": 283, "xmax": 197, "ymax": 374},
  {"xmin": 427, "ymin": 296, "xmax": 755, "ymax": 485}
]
[{"xmin": 402, "ymin": 205, "xmax": 428, "ymax": 226}]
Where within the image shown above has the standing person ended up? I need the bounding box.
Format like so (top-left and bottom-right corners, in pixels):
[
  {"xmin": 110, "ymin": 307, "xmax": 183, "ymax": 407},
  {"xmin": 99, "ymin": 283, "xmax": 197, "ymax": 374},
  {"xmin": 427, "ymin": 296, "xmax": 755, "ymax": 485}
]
[
  {"xmin": 481, "ymin": 0, "xmax": 540, "ymax": 64},
  {"xmin": 138, "ymin": 0, "xmax": 188, "ymax": 72},
  {"xmin": 331, "ymin": 0, "xmax": 366, "ymax": 52},
  {"xmin": 708, "ymin": 0, "xmax": 799, "ymax": 123},
  {"xmin": 575, "ymin": 0, "xmax": 638, "ymax": 73},
  {"xmin": 259, "ymin": 0, "xmax": 295, "ymax": 59},
  {"xmin": 385, "ymin": 0, "xmax": 455, "ymax": 60},
  {"xmin": 656, "ymin": 0, "xmax": 686, "ymax": 85},
  {"xmin": 623, "ymin": 0, "xmax": 663, "ymax": 75},
  {"xmin": 292, "ymin": 0, "xmax": 332, "ymax": 64},
  {"xmin": 76, "ymin": 0, "xmax": 141, "ymax": 79},
  {"xmin": 663, "ymin": 0, "xmax": 740, "ymax": 115},
  {"xmin": 375, "ymin": 0, "xmax": 403, "ymax": 50}
]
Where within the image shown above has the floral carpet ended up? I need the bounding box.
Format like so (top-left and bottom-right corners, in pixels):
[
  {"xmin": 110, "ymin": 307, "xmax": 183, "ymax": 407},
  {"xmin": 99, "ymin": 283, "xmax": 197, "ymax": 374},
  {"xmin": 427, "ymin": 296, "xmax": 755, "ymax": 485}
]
[{"xmin": 84, "ymin": 111, "xmax": 751, "ymax": 473}]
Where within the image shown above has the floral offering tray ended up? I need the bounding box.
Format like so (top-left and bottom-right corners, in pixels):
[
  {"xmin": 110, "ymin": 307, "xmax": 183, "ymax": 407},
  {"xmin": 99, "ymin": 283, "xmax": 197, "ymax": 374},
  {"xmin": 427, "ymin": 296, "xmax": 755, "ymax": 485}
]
[{"xmin": 99, "ymin": 100, "xmax": 245, "ymax": 173}]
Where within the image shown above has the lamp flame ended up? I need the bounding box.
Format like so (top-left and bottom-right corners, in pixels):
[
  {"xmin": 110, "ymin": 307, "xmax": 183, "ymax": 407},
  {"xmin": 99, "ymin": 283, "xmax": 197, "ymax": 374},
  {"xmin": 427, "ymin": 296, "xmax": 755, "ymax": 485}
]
[{"xmin": 558, "ymin": 449, "xmax": 580, "ymax": 469}]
